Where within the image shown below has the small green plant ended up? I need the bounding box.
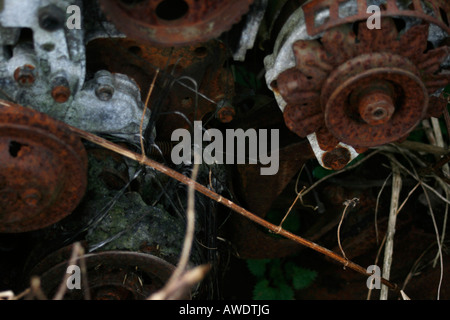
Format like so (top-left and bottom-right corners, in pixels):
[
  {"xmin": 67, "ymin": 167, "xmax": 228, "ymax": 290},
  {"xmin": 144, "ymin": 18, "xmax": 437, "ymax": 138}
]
[{"xmin": 247, "ymin": 258, "xmax": 317, "ymax": 300}]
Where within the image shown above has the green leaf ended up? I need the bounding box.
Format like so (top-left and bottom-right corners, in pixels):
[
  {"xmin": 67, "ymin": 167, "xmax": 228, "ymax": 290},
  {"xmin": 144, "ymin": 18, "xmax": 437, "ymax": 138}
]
[
  {"xmin": 247, "ymin": 259, "xmax": 271, "ymax": 278},
  {"xmin": 291, "ymin": 267, "xmax": 317, "ymax": 290},
  {"xmin": 253, "ymin": 279, "xmax": 278, "ymax": 300},
  {"xmin": 277, "ymin": 282, "xmax": 295, "ymax": 300}
]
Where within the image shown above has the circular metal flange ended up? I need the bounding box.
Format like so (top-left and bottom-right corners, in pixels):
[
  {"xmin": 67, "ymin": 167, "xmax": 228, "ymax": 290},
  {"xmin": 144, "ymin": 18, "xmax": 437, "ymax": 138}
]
[
  {"xmin": 0, "ymin": 100, "xmax": 87, "ymax": 233},
  {"xmin": 98, "ymin": 0, "xmax": 254, "ymax": 47},
  {"xmin": 321, "ymin": 53, "xmax": 429, "ymax": 148},
  {"xmin": 32, "ymin": 248, "xmax": 184, "ymax": 300}
]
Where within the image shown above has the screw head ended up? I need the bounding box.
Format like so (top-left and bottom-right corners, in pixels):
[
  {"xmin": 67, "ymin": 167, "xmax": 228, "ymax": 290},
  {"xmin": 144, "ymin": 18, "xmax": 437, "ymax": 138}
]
[{"xmin": 51, "ymin": 77, "xmax": 71, "ymax": 103}]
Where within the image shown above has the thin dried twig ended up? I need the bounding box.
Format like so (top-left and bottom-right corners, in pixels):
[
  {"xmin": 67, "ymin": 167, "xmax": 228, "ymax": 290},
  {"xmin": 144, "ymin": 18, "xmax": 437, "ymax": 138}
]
[
  {"xmin": 337, "ymin": 198, "xmax": 359, "ymax": 261},
  {"xmin": 69, "ymin": 126, "xmax": 400, "ymax": 293},
  {"xmin": 30, "ymin": 277, "xmax": 47, "ymax": 300},
  {"xmin": 139, "ymin": 69, "xmax": 159, "ymax": 159},
  {"xmin": 374, "ymin": 173, "xmax": 392, "ymax": 244},
  {"xmin": 53, "ymin": 242, "xmax": 84, "ymax": 300},
  {"xmin": 300, "ymin": 150, "xmax": 383, "ymax": 200},
  {"xmin": 276, "ymin": 188, "xmax": 303, "ymax": 232},
  {"xmin": 384, "ymin": 152, "xmax": 445, "ymax": 300},
  {"xmin": 380, "ymin": 160, "xmax": 402, "ymax": 300},
  {"xmin": 367, "ymin": 234, "xmax": 387, "ymax": 300},
  {"xmin": 420, "ymin": 187, "xmax": 444, "ymax": 300},
  {"xmin": 149, "ymin": 145, "xmax": 205, "ymax": 299},
  {"xmin": 0, "ymin": 290, "xmax": 14, "ymax": 300}
]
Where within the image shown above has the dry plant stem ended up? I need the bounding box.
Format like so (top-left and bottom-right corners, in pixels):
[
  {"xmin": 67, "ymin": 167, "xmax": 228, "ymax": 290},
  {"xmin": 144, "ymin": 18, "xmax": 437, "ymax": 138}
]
[
  {"xmin": 431, "ymin": 117, "xmax": 447, "ymax": 159},
  {"xmin": 385, "ymin": 152, "xmax": 445, "ymax": 299},
  {"xmin": 380, "ymin": 161, "xmax": 402, "ymax": 300},
  {"xmin": 53, "ymin": 242, "xmax": 84, "ymax": 300},
  {"xmin": 30, "ymin": 277, "xmax": 47, "ymax": 300},
  {"xmin": 390, "ymin": 141, "xmax": 448, "ymax": 156},
  {"xmin": 11, "ymin": 288, "xmax": 31, "ymax": 300},
  {"xmin": 374, "ymin": 173, "xmax": 393, "ymax": 244},
  {"xmin": 386, "ymin": 154, "xmax": 450, "ymax": 206},
  {"xmin": 301, "ymin": 149, "xmax": 383, "ymax": 199},
  {"xmin": 421, "ymin": 186, "xmax": 444, "ymax": 300},
  {"xmin": 337, "ymin": 199, "xmax": 359, "ymax": 261},
  {"xmin": 367, "ymin": 234, "xmax": 387, "ymax": 300},
  {"xmin": 140, "ymin": 69, "xmax": 160, "ymax": 158},
  {"xmin": 70, "ymin": 126, "xmax": 400, "ymax": 293},
  {"xmin": 149, "ymin": 154, "xmax": 201, "ymax": 300},
  {"xmin": 443, "ymin": 106, "xmax": 450, "ymax": 143},
  {"xmin": 277, "ymin": 190, "xmax": 302, "ymax": 231},
  {"xmin": 421, "ymin": 119, "xmax": 437, "ymax": 146}
]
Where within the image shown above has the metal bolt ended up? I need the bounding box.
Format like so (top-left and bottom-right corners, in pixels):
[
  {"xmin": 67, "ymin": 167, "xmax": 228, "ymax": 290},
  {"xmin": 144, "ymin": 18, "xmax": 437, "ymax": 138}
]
[
  {"xmin": 357, "ymin": 83, "xmax": 395, "ymax": 126},
  {"xmin": 95, "ymin": 70, "xmax": 115, "ymax": 101},
  {"xmin": 216, "ymin": 100, "xmax": 235, "ymax": 123},
  {"xmin": 14, "ymin": 65, "xmax": 36, "ymax": 86},
  {"xmin": 51, "ymin": 76, "xmax": 71, "ymax": 103},
  {"xmin": 322, "ymin": 147, "xmax": 351, "ymax": 171},
  {"xmin": 38, "ymin": 5, "xmax": 66, "ymax": 32}
]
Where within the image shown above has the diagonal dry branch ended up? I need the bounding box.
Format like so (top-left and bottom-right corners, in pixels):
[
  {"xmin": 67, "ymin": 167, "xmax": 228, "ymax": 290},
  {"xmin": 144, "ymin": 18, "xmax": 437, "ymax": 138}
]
[{"xmin": 68, "ymin": 125, "xmax": 400, "ymax": 294}]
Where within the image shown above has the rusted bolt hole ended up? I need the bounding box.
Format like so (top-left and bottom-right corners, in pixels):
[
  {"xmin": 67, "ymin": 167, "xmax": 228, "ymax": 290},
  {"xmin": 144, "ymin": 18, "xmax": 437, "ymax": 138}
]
[
  {"xmin": 9, "ymin": 141, "xmax": 25, "ymax": 158},
  {"xmin": 372, "ymin": 108, "xmax": 387, "ymax": 119},
  {"xmin": 156, "ymin": 0, "xmax": 189, "ymax": 21},
  {"xmin": 128, "ymin": 45, "xmax": 142, "ymax": 56},
  {"xmin": 194, "ymin": 46, "xmax": 208, "ymax": 58}
]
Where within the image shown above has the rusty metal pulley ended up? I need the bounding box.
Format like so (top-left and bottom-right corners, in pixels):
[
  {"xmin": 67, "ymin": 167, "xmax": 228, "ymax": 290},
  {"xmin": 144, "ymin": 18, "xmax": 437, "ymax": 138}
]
[
  {"xmin": 0, "ymin": 100, "xmax": 87, "ymax": 233},
  {"xmin": 98, "ymin": 0, "xmax": 254, "ymax": 46},
  {"xmin": 267, "ymin": 2, "xmax": 450, "ymax": 170},
  {"xmin": 29, "ymin": 245, "xmax": 185, "ymax": 300}
]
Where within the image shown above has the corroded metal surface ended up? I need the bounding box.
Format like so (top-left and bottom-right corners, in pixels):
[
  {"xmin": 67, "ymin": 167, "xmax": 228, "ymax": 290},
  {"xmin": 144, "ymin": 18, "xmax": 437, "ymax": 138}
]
[
  {"xmin": 86, "ymin": 37, "xmax": 235, "ymax": 140},
  {"xmin": 303, "ymin": 0, "xmax": 450, "ymax": 36},
  {"xmin": 0, "ymin": 100, "xmax": 87, "ymax": 233},
  {"xmin": 98, "ymin": 0, "xmax": 254, "ymax": 47},
  {"xmin": 277, "ymin": 18, "xmax": 449, "ymax": 151}
]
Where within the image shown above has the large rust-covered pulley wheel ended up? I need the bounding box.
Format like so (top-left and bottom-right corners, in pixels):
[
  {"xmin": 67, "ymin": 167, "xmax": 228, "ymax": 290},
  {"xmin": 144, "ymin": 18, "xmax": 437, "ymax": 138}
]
[
  {"xmin": 279, "ymin": 19, "xmax": 449, "ymax": 150},
  {"xmin": 265, "ymin": 0, "xmax": 450, "ymax": 170},
  {"xmin": 98, "ymin": 0, "xmax": 254, "ymax": 46},
  {"xmin": 29, "ymin": 246, "xmax": 186, "ymax": 300},
  {"xmin": 0, "ymin": 100, "xmax": 88, "ymax": 233}
]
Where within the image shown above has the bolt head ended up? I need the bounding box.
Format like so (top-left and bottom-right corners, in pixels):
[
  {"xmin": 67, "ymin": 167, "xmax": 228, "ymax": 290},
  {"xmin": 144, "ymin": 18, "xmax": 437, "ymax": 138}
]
[
  {"xmin": 95, "ymin": 85, "xmax": 115, "ymax": 101},
  {"xmin": 14, "ymin": 65, "xmax": 36, "ymax": 86},
  {"xmin": 358, "ymin": 89, "xmax": 395, "ymax": 126},
  {"xmin": 322, "ymin": 147, "xmax": 351, "ymax": 171}
]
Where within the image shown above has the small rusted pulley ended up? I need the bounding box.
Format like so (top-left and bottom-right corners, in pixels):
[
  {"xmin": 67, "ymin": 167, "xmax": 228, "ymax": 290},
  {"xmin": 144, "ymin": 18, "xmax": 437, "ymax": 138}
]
[{"xmin": 30, "ymin": 246, "xmax": 184, "ymax": 300}]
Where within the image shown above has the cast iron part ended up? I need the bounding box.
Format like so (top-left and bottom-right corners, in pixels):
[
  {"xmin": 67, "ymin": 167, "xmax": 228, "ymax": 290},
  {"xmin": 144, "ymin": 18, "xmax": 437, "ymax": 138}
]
[
  {"xmin": 85, "ymin": 38, "xmax": 234, "ymax": 140},
  {"xmin": 276, "ymin": 17, "xmax": 449, "ymax": 165},
  {"xmin": 30, "ymin": 247, "xmax": 186, "ymax": 300},
  {"xmin": 98, "ymin": 0, "xmax": 254, "ymax": 46},
  {"xmin": 0, "ymin": 100, "xmax": 88, "ymax": 233}
]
